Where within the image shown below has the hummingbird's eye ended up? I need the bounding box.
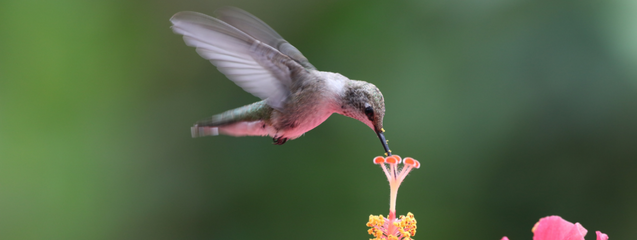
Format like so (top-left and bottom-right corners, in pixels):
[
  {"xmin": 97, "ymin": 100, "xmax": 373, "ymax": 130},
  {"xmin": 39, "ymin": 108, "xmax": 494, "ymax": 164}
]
[{"xmin": 365, "ymin": 105, "xmax": 374, "ymax": 120}]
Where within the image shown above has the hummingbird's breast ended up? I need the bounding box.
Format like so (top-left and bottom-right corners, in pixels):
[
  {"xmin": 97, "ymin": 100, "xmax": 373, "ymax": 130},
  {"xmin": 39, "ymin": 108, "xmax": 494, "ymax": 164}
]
[
  {"xmin": 273, "ymin": 70, "xmax": 346, "ymax": 139},
  {"xmin": 281, "ymin": 106, "xmax": 334, "ymax": 139}
]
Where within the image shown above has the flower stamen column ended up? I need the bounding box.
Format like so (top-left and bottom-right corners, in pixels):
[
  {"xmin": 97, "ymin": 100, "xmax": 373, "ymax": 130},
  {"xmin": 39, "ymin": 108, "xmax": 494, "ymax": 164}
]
[{"xmin": 367, "ymin": 155, "xmax": 420, "ymax": 240}]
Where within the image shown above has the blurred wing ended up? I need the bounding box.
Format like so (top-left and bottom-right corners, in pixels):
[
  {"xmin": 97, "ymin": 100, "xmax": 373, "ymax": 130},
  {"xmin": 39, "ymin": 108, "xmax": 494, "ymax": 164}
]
[
  {"xmin": 171, "ymin": 11, "xmax": 305, "ymax": 110},
  {"xmin": 215, "ymin": 7, "xmax": 316, "ymax": 70}
]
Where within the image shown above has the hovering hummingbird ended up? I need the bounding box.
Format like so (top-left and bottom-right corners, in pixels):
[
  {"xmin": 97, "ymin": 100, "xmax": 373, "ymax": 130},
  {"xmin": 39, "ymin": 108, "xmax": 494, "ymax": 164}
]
[{"xmin": 171, "ymin": 7, "xmax": 392, "ymax": 155}]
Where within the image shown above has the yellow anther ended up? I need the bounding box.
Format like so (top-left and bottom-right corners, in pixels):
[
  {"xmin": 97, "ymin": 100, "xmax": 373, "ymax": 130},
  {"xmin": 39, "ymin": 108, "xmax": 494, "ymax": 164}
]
[
  {"xmin": 384, "ymin": 152, "xmax": 388, "ymax": 156},
  {"xmin": 386, "ymin": 139, "xmax": 389, "ymax": 143},
  {"xmin": 381, "ymin": 128, "xmax": 386, "ymax": 132}
]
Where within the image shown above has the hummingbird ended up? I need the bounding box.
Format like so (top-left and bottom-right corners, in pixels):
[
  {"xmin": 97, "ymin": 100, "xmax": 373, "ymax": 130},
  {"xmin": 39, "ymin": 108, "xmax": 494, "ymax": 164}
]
[{"xmin": 171, "ymin": 7, "xmax": 392, "ymax": 155}]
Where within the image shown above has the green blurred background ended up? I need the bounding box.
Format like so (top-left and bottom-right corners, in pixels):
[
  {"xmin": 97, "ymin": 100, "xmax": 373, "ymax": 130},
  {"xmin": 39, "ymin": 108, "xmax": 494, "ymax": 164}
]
[{"xmin": 1, "ymin": 0, "xmax": 637, "ymax": 239}]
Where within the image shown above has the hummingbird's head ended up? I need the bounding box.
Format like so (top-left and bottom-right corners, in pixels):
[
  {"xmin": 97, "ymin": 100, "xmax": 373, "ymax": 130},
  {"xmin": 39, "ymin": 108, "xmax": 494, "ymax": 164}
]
[{"xmin": 340, "ymin": 80, "xmax": 391, "ymax": 155}]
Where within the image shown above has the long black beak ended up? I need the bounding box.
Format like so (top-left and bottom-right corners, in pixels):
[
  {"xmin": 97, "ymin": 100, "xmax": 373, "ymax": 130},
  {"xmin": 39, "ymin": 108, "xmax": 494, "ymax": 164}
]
[{"xmin": 376, "ymin": 131, "xmax": 392, "ymax": 156}]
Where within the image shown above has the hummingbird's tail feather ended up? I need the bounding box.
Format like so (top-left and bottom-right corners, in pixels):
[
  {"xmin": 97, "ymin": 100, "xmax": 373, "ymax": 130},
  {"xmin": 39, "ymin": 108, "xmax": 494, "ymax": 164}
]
[
  {"xmin": 191, "ymin": 126, "xmax": 219, "ymax": 137},
  {"xmin": 191, "ymin": 121, "xmax": 273, "ymax": 138},
  {"xmin": 191, "ymin": 100, "xmax": 274, "ymax": 138}
]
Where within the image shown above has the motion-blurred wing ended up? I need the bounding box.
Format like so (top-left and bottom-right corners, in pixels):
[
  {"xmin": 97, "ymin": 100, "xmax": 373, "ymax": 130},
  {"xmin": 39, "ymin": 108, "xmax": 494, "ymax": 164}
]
[
  {"xmin": 171, "ymin": 11, "xmax": 305, "ymax": 110},
  {"xmin": 215, "ymin": 7, "xmax": 316, "ymax": 70}
]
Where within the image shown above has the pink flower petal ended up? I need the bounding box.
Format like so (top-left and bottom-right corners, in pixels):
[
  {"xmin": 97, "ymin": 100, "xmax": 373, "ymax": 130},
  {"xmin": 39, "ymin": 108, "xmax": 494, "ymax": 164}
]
[
  {"xmin": 532, "ymin": 216, "xmax": 587, "ymax": 240},
  {"xmin": 596, "ymin": 231, "xmax": 609, "ymax": 240},
  {"xmin": 501, "ymin": 237, "xmax": 510, "ymax": 240}
]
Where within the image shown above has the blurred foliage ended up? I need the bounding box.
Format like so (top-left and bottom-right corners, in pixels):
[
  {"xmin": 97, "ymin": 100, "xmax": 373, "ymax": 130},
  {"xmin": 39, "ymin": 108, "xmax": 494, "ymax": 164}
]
[{"xmin": 1, "ymin": 0, "xmax": 637, "ymax": 239}]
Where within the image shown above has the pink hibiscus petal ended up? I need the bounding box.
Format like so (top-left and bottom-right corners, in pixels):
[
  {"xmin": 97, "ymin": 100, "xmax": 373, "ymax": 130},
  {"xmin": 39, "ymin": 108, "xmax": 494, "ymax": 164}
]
[
  {"xmin": 501, "ymin": 237, "xmax": 510, "ymax": 240},
  {"xmin": 596, "ymin": 231, "xmax": 609, "ymax": 240},
  {"xmin": 532, "ymin": 216, "xmax": 587, "ymax": 240}
]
